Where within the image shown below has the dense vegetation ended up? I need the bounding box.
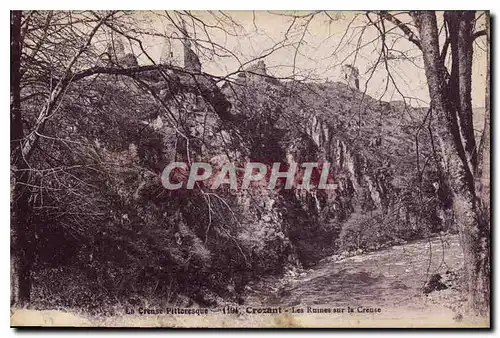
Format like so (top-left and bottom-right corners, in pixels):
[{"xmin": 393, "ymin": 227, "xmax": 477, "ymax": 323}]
[{"xmin": 19, "ymin": 67, "xmax": 451, "ymax": 314}]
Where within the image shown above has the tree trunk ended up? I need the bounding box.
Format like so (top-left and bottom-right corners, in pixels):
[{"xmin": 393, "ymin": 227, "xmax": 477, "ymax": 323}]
[
  {"xmin": 412, "ymin": 10, "xmax": 490, "ymax": 317},
  {"xmin": 11, "ymin": 10, "xmax": 34, "ymax": 307},
  {"xmin": 474, "ymin": 11, "xmax": 491, "ymax": 316},
  {"xmin": 444, "ymin": 12, "xmax": 477, "ymax": 172},
  {"xmin": 477, "ymin": 13, "xmax": 490, "ymax": 207}
]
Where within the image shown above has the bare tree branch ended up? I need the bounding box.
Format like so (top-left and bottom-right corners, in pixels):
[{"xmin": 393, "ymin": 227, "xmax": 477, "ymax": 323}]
[{"xmin": 378, "ymin": 11, "xmax": 422, "ymax": 50}]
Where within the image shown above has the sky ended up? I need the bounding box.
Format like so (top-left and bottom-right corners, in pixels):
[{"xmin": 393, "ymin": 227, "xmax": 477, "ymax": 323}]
[{"xmin": 133, "ymin": 11, "xmax": 488, "ymax": 108}]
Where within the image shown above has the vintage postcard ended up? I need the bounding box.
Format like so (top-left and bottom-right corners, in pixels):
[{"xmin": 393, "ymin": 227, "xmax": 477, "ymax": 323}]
[{"xmin": 10, "ymin": 10, "xmax": 490, "ymax": 328}]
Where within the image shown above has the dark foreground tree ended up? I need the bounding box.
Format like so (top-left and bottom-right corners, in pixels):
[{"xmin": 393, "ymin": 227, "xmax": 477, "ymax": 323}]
[{"xmin": 408, "ymin": 11, "xmax": 490, "ymax": 316}]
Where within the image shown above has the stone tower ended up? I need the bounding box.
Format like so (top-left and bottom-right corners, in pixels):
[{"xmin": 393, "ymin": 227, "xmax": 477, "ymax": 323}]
[
  {"xmin": 107, "ymin": 37, "xmax": 125, "ymax": 63},
  {"xmin": 105, "ymin": 36, "xmax": 138, "ymax": 68},
  {"xmin": 160, "ymin": 37, "xmax": 173, "ymax": 65},
  {"xmin": 341, "ymin": 64, "xmax": 359, "ymax": 90},
  {"xmin": 183, "ymin": 39, "xmax": 201, "ymax": 72},
  {"xmin": 181, "ymin": 21, "xmax": 201, "ymax": 72},
  {"xmin": 237, "ymin": 60, "xmax": 268, "ymax": 82},
  {"xmin": 247, "ymin": 60, "xmax": 267, "ymax": 76}
]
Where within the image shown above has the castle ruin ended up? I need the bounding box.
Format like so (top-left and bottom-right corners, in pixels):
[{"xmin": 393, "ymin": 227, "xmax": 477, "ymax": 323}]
[{"xmin": 341, "ymin": 64, "xmax": 360, "ymax": 90}]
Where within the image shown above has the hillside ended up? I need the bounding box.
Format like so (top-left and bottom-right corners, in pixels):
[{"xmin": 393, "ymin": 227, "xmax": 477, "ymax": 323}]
[{"xmin": 17, "ymin": 64, "xmax": 463, "ymax": 315}]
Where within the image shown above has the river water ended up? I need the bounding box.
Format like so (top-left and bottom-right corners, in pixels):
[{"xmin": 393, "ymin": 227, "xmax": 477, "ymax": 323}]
[{"xmin": 240, "ymin": 234, "xmax": 471, "ymax": 326}]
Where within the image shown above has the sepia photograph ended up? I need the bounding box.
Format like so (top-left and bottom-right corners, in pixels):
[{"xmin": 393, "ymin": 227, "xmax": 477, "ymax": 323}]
[{"xmin": 9, "ymin": 10, "xmax": 491, "ymax": 328}]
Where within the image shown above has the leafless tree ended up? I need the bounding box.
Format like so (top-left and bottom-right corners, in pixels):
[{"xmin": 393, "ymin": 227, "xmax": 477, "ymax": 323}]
[
  {"xmin": 10, "ymin": 10, "xmax": 300, "ymax": 306},
  {"xmin": 324, "ymin": 10, "xmax": 490, "ymax": 316}
]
